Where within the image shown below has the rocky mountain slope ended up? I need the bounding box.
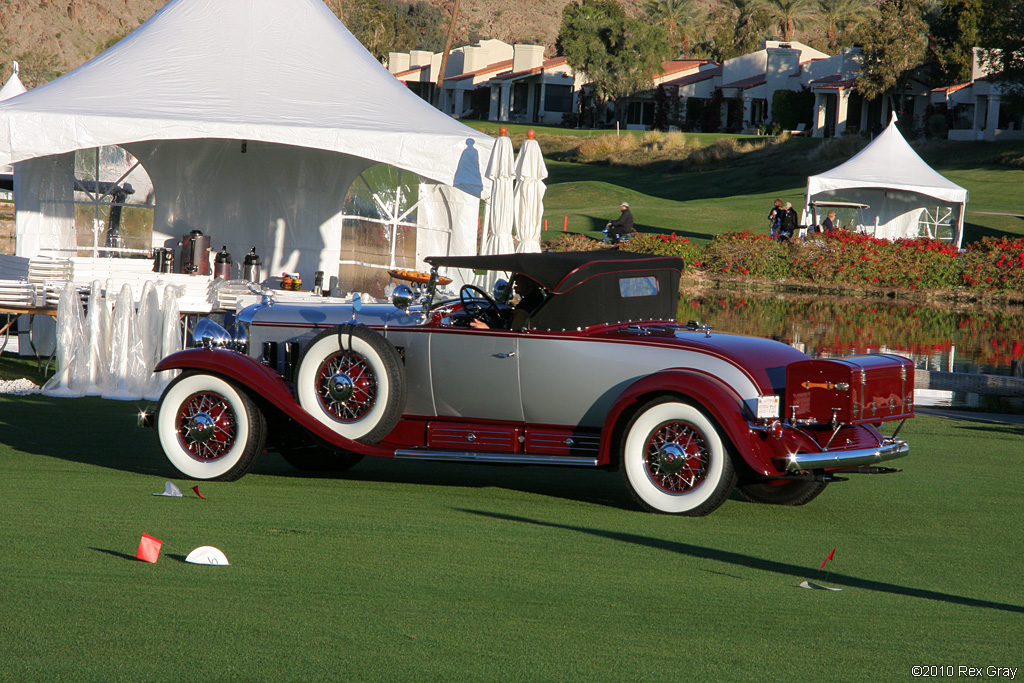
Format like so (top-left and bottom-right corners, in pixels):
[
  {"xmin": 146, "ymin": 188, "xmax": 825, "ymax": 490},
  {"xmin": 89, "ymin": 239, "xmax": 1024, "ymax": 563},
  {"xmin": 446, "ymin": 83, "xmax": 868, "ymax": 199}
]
[{"xmin": 1, "ymin": 0, "xmax": 648, "ymax": 87}]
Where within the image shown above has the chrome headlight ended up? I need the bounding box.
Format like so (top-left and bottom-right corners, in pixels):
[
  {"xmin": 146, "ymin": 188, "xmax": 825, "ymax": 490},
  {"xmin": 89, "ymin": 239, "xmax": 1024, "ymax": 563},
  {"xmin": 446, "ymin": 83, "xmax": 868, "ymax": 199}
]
[{"xmin": 192, "ymin": 318, "xmax": 248, "ymax": 352}]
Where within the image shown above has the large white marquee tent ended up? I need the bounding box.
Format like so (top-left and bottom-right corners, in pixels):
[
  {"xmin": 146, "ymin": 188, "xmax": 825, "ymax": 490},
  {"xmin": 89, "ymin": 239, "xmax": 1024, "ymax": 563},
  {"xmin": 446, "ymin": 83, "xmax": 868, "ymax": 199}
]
[
  {"xmin": 803, "ymin": 114, "xmax": 969, "ymax": 247},
  {"xmin": 0, "ymin": 0, "xmax": 495, "ymax": 283}
]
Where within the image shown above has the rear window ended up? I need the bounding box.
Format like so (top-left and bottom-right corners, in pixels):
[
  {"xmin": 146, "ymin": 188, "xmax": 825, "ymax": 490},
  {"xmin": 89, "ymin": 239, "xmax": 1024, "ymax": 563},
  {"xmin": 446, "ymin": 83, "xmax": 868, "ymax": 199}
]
[{"xmin": 619, "ymin": 276, "xmax": 659, "ymax": 298}]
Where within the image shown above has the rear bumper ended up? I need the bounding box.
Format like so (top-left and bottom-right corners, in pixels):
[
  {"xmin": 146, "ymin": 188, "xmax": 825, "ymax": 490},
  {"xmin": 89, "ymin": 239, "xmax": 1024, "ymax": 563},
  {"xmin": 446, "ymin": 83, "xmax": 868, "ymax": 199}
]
[{"xmin": 781, "ymin": 438, "xmax": 909, "ymax": 472}]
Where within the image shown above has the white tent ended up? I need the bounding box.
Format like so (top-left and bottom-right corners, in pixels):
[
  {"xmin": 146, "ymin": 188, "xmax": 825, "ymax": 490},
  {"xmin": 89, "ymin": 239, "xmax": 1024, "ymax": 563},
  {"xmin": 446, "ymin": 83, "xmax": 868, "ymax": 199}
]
[
  {"xmin": 0, "ymin": 0, "xmax": 494, "ymax": 284},
  {"xmin": 0, "ymin": 62, "xmax": 27, "ymax": 181},
  {"xmin": 803, "ymin": 114, "xmax": 969, "ymax": 247}
]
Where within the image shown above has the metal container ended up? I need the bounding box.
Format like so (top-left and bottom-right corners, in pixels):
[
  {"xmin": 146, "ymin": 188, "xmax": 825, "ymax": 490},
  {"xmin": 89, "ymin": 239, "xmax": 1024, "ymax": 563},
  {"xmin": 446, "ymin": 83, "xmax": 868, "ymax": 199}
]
[
  {"xmin": 152, "ymin": 247, "xmax": 174, "ymax": 273},
  {"xmin": 242, "ymin": 247, "xmax": 262, "ymax": 283},
  {"xmin": 180, "ymin": 230, "xmax": 211, "ymax": 275},
  {"xmin": 214, "ymin": 245, "xmax": 233, "ymax": 280}
]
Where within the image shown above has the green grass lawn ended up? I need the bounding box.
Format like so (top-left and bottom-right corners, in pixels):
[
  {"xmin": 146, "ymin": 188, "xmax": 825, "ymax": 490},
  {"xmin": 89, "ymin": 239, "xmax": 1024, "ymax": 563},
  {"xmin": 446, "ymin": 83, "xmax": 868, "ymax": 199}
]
[{"xmin": 1, "ymin": 394, "xmax": 1021, "ymax": 682}]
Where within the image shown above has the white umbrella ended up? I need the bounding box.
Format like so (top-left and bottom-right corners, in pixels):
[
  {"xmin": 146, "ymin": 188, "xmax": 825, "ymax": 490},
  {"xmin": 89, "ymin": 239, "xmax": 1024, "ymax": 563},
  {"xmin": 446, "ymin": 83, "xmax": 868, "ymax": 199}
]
[
  {"xmin": 513, "ymin": 133, "xmax": 548, "ymax": 253},
  {"xmin": 482, "ymin": 134, "xmax": 516, "ymax": 255}
]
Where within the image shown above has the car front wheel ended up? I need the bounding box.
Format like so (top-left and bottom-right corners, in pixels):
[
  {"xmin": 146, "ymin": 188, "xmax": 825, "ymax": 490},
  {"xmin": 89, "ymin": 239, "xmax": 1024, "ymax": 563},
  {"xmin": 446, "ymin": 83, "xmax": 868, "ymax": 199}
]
[
  {"xmin": 621, "ymin": 398, "xmax": 736, "ymax": 516},
  {"xmin": 155, "ymin": 372, "xmax": 266, "ymax": 481}
]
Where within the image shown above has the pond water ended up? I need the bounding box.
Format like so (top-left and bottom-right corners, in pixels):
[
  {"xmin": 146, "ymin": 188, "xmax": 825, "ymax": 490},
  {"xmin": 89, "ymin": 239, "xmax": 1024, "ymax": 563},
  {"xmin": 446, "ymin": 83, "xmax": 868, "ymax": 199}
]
[{"xmin": 680, "ymin": 290, "xmax": 1024, "ymax": 408}]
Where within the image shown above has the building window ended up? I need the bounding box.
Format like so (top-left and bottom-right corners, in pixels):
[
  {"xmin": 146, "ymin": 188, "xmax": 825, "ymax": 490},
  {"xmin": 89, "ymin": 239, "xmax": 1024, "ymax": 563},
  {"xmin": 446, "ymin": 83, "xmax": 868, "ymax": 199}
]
[
  {"xmin": 545, "ymin": 84, "xmax": 572, "ymax": 113},
  {"xmin": 511, "ymin": 83, "xmax": 529, "ymax": 117}
]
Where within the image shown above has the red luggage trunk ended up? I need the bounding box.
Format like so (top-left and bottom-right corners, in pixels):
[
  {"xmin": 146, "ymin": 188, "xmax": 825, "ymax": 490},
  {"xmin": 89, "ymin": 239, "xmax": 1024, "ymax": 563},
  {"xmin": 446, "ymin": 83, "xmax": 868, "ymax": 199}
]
[{"xmin": 784, "ymin": 354, "xmax": 914, "ymax": 426}]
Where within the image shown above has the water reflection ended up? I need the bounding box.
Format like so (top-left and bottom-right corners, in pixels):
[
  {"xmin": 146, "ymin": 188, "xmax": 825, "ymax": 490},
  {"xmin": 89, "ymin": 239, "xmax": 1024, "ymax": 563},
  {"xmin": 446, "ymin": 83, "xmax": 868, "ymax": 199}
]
[{"xmin": 682, "ymin": 291, "xmax": 1024, "ymax": 377}]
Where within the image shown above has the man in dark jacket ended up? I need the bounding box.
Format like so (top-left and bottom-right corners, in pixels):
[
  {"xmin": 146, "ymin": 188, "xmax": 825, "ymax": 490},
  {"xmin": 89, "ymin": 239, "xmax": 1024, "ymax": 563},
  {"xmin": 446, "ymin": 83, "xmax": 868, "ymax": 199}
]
[
  {"xmin": 779, "ymin": 202, "xmax": 798, "ymax": 241},
  {"xmin": 605, "ymin": 202, "xmax": 634, "ymax": 244}
]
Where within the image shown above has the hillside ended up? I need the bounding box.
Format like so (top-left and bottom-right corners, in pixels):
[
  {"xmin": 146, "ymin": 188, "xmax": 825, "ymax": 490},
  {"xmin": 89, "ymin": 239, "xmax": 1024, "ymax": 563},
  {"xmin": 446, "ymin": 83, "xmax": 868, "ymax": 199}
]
[{"xmin": 0, "ymin": 0, "xmax": 647, "ymax": 87}]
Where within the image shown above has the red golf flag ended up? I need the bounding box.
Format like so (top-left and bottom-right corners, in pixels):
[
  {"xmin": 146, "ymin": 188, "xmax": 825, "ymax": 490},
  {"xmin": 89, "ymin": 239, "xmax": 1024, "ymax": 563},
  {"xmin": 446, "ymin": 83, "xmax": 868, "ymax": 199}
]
[
  {"xmin": 819, "ymin": 548, "xmax": 836, "ymax": 570},
  {"xmin": 192, "ymin": 485, "xmax": 206, "ymax": 500},
  {"xmin": 136, "ymin": 533, "xmax": 163, "ymax": 563}
]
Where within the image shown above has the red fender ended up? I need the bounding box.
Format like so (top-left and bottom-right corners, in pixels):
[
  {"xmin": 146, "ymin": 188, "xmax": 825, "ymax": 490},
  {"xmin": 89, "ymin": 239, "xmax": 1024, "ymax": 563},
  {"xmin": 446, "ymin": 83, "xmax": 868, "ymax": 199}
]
[
  {"xmin": 599, "ymin": 368, "xmax": 782, "ymax": 476},
  {"xmin": 155, "ymin": 349, "xmax": 396, "ymax": 458}
]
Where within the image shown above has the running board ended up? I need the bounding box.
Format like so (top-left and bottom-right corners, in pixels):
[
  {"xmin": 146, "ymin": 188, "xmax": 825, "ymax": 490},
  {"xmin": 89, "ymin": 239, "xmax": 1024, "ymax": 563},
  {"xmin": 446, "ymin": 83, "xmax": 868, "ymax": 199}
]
[{"xmin": 393, "ymin": 449, "xmax": 599, "ymax": 466}]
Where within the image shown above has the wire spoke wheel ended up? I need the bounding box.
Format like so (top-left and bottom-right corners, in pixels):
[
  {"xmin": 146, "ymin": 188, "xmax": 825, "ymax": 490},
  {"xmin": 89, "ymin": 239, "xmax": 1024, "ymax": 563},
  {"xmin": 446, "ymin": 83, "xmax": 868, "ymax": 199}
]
[
  {"xmin": 156, "ymin": 372, "xmax": 266, "ymax": 481},
  {"xmin": 621, "ymin": 398, "xmax": 736, "ymax": 516},
  {"xmin": 295, "ymin": 325, "xmax": 407, "ymax": 443},
  {"xmin": 177, "ymin": 391, "xmax": 238, "ymax": 461},
  {"xmin": 644, "ymin": 420, "xmax": 710, "ymax": 494},
  {"xmin": 316, "ymin": 351, "xmax": 377, "ymax": 422}
]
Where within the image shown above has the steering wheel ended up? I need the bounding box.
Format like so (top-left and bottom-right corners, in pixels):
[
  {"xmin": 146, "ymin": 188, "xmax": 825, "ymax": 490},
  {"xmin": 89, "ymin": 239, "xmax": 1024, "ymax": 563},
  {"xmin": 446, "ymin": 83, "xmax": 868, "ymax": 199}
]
[{"xmin": 459, "ymin": 284, "xmax": 503, "ymax": 328}]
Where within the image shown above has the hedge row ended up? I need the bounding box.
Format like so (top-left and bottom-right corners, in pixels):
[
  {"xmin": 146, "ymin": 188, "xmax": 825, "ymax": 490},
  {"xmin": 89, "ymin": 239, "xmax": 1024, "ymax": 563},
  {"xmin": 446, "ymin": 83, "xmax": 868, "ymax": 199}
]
[{"xmin": 549, "ymin": 230, "xmax": 1024, "ymax": 294}]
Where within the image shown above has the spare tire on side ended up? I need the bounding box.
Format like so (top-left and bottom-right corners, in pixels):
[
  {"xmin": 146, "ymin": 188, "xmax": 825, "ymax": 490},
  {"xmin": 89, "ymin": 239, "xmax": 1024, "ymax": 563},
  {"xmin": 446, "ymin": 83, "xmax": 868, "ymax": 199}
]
[{"xmin": 294, "ymin": 324, "xmax": 406, "ymax": 443}]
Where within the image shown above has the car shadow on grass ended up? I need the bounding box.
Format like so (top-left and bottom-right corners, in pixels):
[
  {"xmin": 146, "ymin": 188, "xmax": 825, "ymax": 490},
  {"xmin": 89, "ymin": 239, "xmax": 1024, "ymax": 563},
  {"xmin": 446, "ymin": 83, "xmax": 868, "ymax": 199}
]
[
  {"xmin": 0, "ymin": 396, "xmax": 168, "ymax": 477},
  {"xmin": 460, "ymin": 510, "xmax": 1024, "ymax": 615},
  {"xmin": 332, "ymin": 455, "xmax": 639, "ymax": 512}
]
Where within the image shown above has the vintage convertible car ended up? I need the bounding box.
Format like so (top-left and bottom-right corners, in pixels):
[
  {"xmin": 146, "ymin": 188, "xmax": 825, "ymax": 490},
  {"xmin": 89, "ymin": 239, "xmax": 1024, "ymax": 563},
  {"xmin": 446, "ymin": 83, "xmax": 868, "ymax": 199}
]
[{"xmin": 146, "ymin": 251, "xmax": 913, "ymax": 516}]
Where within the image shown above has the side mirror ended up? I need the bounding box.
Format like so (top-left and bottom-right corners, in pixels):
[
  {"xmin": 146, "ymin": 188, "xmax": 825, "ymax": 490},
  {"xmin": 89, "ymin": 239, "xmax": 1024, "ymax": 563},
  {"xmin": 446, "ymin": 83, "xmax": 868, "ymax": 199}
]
[
  {"xmin": 391, "ymin": 284, "xmax": 414, "ymax": 311},
  {"xmin": 493, "ymin": 278, "xmax": 509, "ymax": 303},
  {"xmin": 352, "ymin": 292, "xmax": 363, "ymax": 313}
]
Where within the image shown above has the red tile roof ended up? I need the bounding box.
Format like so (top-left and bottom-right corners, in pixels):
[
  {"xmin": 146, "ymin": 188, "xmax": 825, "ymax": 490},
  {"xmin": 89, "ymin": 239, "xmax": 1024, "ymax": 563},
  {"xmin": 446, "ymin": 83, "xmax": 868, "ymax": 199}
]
[
  {"xmin": 447, "ymin": 59, "xmax": 514, "ymax": 82},
  {"xmin": 659, "ymin": 59, "xmax": 712, "ymax": 77},
  {"xmin": 721, "ymin": 73, "xmax": 766, "ymax": 90},
  {"xmin": 661, "ymin": 65, "xmax": 721, "ymax": 87},
  {"xmin": 491, "ymin": 56, "xmax": 570, "ymax": 81},
  {"xmin": 931, "ymin": 81, "xmax": 972, "ymax": 94}
]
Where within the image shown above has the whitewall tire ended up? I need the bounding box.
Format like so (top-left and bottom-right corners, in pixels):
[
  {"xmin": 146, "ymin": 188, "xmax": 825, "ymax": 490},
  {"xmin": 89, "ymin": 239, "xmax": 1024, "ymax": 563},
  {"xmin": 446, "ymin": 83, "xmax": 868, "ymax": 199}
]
[
  {"xmin": 295, "ymin": 325, "xmax": 406, "ymax": 443},
  {"xmin": 156, "ymin": 372, "xmax": 266, "ymax": 481},
  {"xmin": 621, "ymin": 398, "xmax": 736, "ymax": 516}
]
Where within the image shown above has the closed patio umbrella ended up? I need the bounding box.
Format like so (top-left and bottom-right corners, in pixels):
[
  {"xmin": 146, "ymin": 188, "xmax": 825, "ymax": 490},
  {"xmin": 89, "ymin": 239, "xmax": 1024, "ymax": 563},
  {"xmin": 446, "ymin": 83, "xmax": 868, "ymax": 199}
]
[
  {"xmin": 513, "ymin": 130, "xmax": 547, "ymax": 253},
  {"xmin": 482, "ymin": 132, "xmax": 516, "ymax": 256}
]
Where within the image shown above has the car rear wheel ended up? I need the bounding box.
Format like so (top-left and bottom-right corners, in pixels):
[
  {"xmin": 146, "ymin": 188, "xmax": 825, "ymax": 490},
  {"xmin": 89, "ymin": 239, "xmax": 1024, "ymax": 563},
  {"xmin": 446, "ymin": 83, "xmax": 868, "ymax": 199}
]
[
  {"xmin": 156, "ymin": 372, "xmax": 266, "ymax": 481},
  {"xmin": 621, "ymin": 398, "xmax": 736, "ymax": 516},
  {"xmin": 295, "ymin": 324, "xmax": 406, "ymax": 443},
  {"xmin": 737, "ymin": 479, "xmax": 828, "ymax": 506}
]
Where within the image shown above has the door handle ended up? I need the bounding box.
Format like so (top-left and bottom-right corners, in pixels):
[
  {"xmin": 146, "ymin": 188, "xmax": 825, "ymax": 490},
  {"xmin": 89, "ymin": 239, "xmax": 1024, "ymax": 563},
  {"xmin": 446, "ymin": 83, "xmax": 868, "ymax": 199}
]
[{"xmin": 493, "ymin": 352, "xmax": 516, "ymax": 359}]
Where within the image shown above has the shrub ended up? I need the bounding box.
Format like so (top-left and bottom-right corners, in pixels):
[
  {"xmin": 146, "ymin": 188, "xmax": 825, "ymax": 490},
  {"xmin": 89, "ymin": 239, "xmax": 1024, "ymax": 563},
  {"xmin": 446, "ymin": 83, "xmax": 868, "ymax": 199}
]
[
  {"xmin": 544, "ymin": 233, "xmax": 605, "ymax": 252},
  {"xmin": 575, "ymin": 134, "xmax": 639, "ymax": 163},
  {"xmin": 623, "ymin": 232, "xmax": 703, "ymax": 269},
  {"xmin": 688, "ymin": 138, "xmax": 743, "ymax": 165},
  {"xmin": 959, "ymin": 236, "xmax": 1024, "ymax": 291},
  {"xmin": 701, "ymin": 230, "xmax": 792, "ymax": 279},
  {"xmin": 789, "ymin": 232, "xmax": 962, "ymax": 290}
]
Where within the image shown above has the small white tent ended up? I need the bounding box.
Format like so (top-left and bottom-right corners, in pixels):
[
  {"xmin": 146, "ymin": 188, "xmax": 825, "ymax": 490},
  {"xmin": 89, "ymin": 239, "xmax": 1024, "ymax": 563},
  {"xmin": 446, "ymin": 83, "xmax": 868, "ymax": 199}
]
[
  {"xmin": 0, "ymin": 0, "xmax": 494, "ymax": 286},
  {"xmin": 0, "ymin": 62, "xmax": 27, "ymax": 182},
  {"xmin": 803, "ymin": 114, "xmax": 969, "ymax": 247}
]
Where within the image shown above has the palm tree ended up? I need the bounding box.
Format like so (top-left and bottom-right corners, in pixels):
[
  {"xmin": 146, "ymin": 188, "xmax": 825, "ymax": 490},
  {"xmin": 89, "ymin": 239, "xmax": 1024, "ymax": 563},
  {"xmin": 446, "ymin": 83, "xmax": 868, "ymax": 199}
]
[
  {"xmin": 645, "ymin": 0, "xmax": 697, "ymax": 56},
  {"xmin": 766, "ymin": 0, "xmax": 813, "ymax": 42},
  {"xmin": 717, "ymin": 0, "xmax": 767, "ymax": 54},
  {"xmin": 817, "ymin": 0, "xmax": 870, "ymax": 51}
]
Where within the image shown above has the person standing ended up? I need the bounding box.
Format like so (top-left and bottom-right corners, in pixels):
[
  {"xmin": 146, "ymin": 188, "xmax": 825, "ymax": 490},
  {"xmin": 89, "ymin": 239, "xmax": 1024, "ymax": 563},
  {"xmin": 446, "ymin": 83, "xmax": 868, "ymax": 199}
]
[
  {"xmin": 768, "ymin": 199, "xmax": 784, "ymax": 239},
  {"xmin": 780, "ymin": 202, "xmax": 798, "ymax": 241},
  {"xmin": 605, "ymin": 202, "xmax": 634, "ymax": 245}
]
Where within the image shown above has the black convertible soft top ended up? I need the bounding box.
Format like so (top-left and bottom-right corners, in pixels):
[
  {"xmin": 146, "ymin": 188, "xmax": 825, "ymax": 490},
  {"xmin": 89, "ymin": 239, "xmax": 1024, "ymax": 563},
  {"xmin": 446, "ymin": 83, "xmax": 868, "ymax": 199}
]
[
  {"xmin": 426, "ymin": 251, "xmax": 684, "ymax": 331},
  {"xmin": 426, "ymin": 251, "xmax": 683, "ymax": 294}
]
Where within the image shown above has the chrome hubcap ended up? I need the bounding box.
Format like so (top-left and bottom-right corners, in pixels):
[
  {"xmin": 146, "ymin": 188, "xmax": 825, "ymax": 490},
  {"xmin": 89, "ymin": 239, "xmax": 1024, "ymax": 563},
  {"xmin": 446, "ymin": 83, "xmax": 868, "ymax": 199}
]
[
  {"xmin": 327, "ymin": 373, "xmax": 355, "ymax": 402},
  {"xmin": 645, "ymin": 421, "xmax": 709, "ymax": 494},
  {"xmin": 186, "ymin": 412, "xmax": 217, "ymax": 443},
  {"xmin": 655, "ymin": 442, "xmax": 688, "ymax": 475}
]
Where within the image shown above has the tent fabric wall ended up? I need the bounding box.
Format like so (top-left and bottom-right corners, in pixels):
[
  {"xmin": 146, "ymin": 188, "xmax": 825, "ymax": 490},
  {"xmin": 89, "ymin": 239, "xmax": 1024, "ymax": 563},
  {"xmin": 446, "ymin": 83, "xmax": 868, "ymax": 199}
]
[
  {"xmin": 0, "ymin": 0, "xmax": 495, "ymax": 273},
  {"xmin": 126, "ymin": 138, "xmax": 374, "ymax": 281},
  {"xmin": 803, "ymin": 116, "xmax": 969, "ymax": 246},
  {"xmin": 13, "ymin": 154, "xmax": 76, "ymax": 258}
]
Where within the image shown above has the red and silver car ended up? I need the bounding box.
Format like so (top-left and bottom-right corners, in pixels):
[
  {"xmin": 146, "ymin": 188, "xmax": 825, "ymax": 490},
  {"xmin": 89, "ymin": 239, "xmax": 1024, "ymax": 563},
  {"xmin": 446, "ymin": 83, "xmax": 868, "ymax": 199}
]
[{"xmin": 147, "ymin": 251, "xmax": 913, "ymax": 516}]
